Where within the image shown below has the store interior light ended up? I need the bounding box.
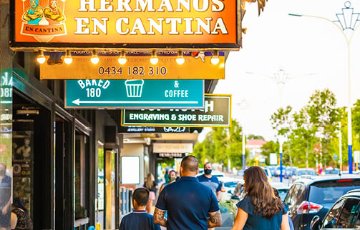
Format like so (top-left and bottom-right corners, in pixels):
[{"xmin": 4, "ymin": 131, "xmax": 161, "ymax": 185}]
[
  {"xmin": 36, "ymin": 50, "xmax": 46, "ymax": 64},
  {"xmin": 64, "ymin": 50, "xmax": 73, "ymax": 64},
  {"xmin": 150, "ymin": 50, "xmax": 159, "ymax": 65},
  {"xmin": 176, "ymin": 50, "xmax": 185, "ymax": 65},
  {"xmin": 91, "ymin": 50, "xmax": 99, "ymax": 64},
  {"xmin": 211, "ymin": 50, "xmax": 220, "ymax": 65},
  {"xmin": 118, "ymin": 50, "xmax": 127, "ymax": 65}
]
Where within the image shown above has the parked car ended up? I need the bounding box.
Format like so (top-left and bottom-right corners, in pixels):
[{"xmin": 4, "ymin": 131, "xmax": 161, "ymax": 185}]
[
  {"xmin": 219, "ymin": 177, "xmax": 243, "ymax": 201},
  {"xmin": 266, "ymin": 166, "xmax": 277, "ymax": 177},
  {"xmin": 310, "ymin": 188, "xmax": 360, "ymax": 229},
  {"xmin": 261, "ymin": 167, "xmax": 272, "ymax": 181},
  {"xmin": 324, "ymin": 168, "xmax": 340, "ymax": 175},
  {"xmin": 291, "ymin": 168, "xmax": 316, "ymax": 183},
  {"xmin": 271, "ymin": 182, "xmax": 289, "ymax": 201},
  {"xmin": 285, "ymin": 167, "xmax": 298, "ymax": 179},
  {"xmin": 284, "ymin": 175, "xmax": 360, "ymax": 230},
  {"xmin": 275, "ymin": 166, "xmax": 287, "ymax": 177}
]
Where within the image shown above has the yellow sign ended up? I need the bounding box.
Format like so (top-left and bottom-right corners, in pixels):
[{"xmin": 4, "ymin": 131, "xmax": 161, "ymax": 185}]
[
  {"xmin": 13, "ymin": 0, "xmax": 240, "ymax": 49},
  {"xmin": 40, "ymin": 54, "xmax": 225, "ymax": 80}
]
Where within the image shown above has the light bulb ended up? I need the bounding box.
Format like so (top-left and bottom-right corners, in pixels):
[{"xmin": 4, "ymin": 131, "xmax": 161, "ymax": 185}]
[
  {"xmin": 91, "ymin": 50, "xmax": 99, "ymax": 64},
  {"xmin": 150, "ymin": 50, "xmax": 158, "ymax": 65},
  {"xmin": 36, "ymin": 50, "xmax": 46, "ymax": 64},
  {"xmin": 176, "ymin": 51, "xmax": 185, "ymax": 65},
  {"xmin": 118, "ymin": 51, "xmax": 127, "ymax": 65},
  {"xmin": 64, "ymin": 50, "xmax": 73, "ymax": 64},
  {"xmin": 211, "ymin": 50, "xmax": 220, "ymax": 65}
]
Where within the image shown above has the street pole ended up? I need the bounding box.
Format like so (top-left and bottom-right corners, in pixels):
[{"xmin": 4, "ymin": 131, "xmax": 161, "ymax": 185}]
[
  {"xmin": 289, "ymin": 1, "xmax": 360, "ymax": 174},
  {"xmin": 346, "ymin": 40, "xmax": 353, "ymax": 173},
  {"xmin": 279, "ymin": 140, "xmax": 283, "ymax": 182},
  {"xmin": 339, "ymin": 121, "xmax": 343, "ymax": 171},
  {"xmin": 242, "ymin": 130, "xmax": 246, "ymax": 170}
]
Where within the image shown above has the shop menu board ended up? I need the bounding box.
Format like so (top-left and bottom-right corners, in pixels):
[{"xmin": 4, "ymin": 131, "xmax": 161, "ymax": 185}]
[{"xmin": 12, "ymin": 131, "xmax": 33, "ymax": 217}]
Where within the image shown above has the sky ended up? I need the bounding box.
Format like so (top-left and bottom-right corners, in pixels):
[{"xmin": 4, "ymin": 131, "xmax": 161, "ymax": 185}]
[{"xmin": 199, "ymin": 0, "xmax": 360, "ymax": 141}]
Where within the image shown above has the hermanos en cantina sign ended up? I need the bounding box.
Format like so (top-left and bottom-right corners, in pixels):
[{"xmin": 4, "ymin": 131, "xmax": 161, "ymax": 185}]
[{"xmin": 12, "ymin": 0, "xmax": 240, "ymax": 49}]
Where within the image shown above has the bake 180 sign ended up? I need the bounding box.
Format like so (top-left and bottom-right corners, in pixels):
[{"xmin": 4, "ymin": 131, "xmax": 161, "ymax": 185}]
[{"xmin": 12, "ymin": 0, "xmax": 240, "ymax": 48}]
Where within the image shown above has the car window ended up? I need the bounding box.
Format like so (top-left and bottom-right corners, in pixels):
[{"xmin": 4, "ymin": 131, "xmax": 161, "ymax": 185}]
[
  {"xmin": 309, "ymin": 180, "xmax": 360, "ymax": 208},
  {"xmin": 284, "ymin": 184, "xmax": 300, "ymax": 207},
  {"xmin": 295, "ymin": 184, "xmax": 306, "ymax": 205},
  {"xmin": 323, "ymin": 198, "xmax": 346, "ymax": 228},
  {"xmin": 336, "ymin": 198, "xmax": 360, "ymax": 228}
]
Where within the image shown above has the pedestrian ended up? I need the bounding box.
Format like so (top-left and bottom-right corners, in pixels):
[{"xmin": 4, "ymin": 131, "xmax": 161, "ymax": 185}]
[
  {"xmin": 0, "ymin": 163, "xmax": 11, "ymax": 230},
  {"xmin": 159, "ymin": 170, "xmax": 177, "ymax": 193},
  {"xmin": 154, "ymin": 155, "xmax": 222, "ymax": 229},
  {"xmin": 273, "ymin": 188, "xmax": 294, "ymax": 230},
  {"xmin": 120, "ymin": 188, "xmax": 160, "ymax": 230},
  {"xmin": 197, "ymin": 162, "xmax": 222, "ymax": 200},
  {"xmin": 232, "ymin": 166, "xmax": 290, "ymax": 230},
  {"xmin": 10, "ymin": 197, "xmax": 33, "ymax": 229},
  {"xmin": 143, "ymin": 173, "xmax": 157, "ymax": 213}
]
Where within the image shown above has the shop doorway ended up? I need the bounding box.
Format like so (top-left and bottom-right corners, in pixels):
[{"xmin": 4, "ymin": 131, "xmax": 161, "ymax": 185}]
[{"xmin": 12, "ymin": 91, "xmax": 52, "ymax": 229}]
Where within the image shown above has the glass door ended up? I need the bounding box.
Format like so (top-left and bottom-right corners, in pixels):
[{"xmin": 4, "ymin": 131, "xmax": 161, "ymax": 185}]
[{"xmin": 105, "ymin": 150, "xmax": 116, "ymax": 230}]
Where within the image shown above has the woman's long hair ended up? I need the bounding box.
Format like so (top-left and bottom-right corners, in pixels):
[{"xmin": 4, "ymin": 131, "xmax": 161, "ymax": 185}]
[
  {"xmin": 145, "ymin": 173, "xmax": 154, "ymax": 189},
  {"xmin": 244, "ymin": 166, "xmax": 283, "ymax": 218}
]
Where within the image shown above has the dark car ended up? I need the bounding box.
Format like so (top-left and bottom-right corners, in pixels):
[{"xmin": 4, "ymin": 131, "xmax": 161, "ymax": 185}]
[
  {"xmin": 284, "ymin": 175, "xmax": 360, "ymax": 230},
  {"xmin": 310, "ymin": 189, "xmax": 360, "ymax": 229}
]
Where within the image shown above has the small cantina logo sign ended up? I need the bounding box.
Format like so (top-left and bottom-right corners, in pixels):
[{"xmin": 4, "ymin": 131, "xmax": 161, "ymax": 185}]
[
  {"xmin": 20, "ymin": 0, "xmax": 67, "ymax": 42},
  {"xmin": 13, "ymin": 0, "xmax": 239, "ymax": 48}
]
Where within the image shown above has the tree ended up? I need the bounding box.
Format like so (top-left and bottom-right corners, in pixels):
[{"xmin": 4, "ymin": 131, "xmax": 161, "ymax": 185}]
[
  {"xmin": 261, "ymin": 141, "xmax": 278, "ymax": 165},
  {"xmin": 289, "ymin": 108, "xmax": 317, "ymax": 168},
  {"xmin": 193, "ymin": 119, "xmax": 247, "ymax": 169},
  {"xmin": 270, "ymin": 106, "xmax": 293, "ymax": 165},
  {"xmin": 306, "ymin": 89, "xmax": 340, "ymax": 168}
]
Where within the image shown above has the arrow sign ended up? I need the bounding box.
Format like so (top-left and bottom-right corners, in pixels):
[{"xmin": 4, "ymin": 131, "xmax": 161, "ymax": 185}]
[{"xmin": 65, "ymin": 80, "xmax": 204, "ymax": 109}]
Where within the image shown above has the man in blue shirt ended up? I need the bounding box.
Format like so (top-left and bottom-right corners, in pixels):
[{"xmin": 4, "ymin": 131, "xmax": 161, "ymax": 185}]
[
  {"xmin": 154, "ymin": 155, "xmax": 222, "ymax": 230},
  {"xmin": 197, "ymin": 162, "xmax": 222, "ymax": 200},
  {"xmin": 120, "ymin": 188, "xmax": 160, "ymax": 230}
]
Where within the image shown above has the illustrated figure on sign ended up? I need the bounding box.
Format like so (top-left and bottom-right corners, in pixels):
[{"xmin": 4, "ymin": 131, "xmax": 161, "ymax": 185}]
[
  {"xmin": 44, "ymin": 0, "xmax": 64, "ymax": 23},
  {"xmin": 16, "ymin": 138, "xmax": 31, "ymax": 161},
  {"xmin": 22, "ymin": 0, "xmax": 43, "ymax": 25}
]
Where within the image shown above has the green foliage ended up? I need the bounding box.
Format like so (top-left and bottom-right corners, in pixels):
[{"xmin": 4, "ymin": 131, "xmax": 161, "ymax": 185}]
[
  {"xmin": 270, "ymin": 106, "xmax": 293, "ymax": 138},
  {"xmin": 261, "ymin": 140, "xmax": 278, "ymax": 165},
  {"xmin": 193, "ymin": 119, "xmax": 247, "ymax": 169}
]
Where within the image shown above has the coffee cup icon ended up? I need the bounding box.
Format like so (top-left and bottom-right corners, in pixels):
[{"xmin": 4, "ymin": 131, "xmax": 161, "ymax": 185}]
[{"xmin": 125, "ymin": 80, "xmax": 144, "ymax": 97}]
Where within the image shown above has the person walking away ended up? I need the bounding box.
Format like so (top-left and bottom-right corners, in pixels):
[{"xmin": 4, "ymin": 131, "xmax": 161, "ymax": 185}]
[
  {"xmin": 144, "ymin": 173, "xmax": 157, "ymax": 213},
  {"xmin": 154, "ymin": 155, "xmax": 222, "ymax": 230},
  {"xmin": 232, "ymin": 166, "xmax": 290, "ymax": 230},
  {"xmin": 119, "ymin": 188, "xmax": 160, "ymax": 230},
  {"xmin": 0, "ymin": 163, "xmax": 11, "ymax": 230},
  {"xmin": 10, "ymin": 197, "xmax": 33, "ymax": 229},
  {"xmin": 197, "ymin": 162, "xmax": 222, "ymax": 200},
  {"xmin": 159, "ymin": 170, "xmax": 177, "ymax": 193}
]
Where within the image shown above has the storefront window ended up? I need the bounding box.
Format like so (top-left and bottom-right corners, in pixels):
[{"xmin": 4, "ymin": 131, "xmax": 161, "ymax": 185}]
[
  {"xmin": 0, "ymin": 68, "xmax": 13, "ymax": 229},
  {"xmin": 75, "ymin": 134, "xmax": 89, "ymax": 219}
]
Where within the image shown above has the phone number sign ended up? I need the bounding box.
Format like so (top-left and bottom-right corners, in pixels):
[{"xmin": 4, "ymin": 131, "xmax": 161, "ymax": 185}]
[{"xmin": 40, "ymin": 52, "xmax": 225, "ymax": 80}]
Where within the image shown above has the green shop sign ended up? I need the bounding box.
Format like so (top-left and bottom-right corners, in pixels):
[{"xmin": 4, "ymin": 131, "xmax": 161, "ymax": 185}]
[
  {"xmin": 121, "ymin": 94, "xmax": 231, "ymax": 127},
  {"xmin": 65, "ymin": 79, "xmax": 204, "ymax": 109},
  {"xmin": 0, "ymin": 70, "xmax": 13, "ymax": 104}
]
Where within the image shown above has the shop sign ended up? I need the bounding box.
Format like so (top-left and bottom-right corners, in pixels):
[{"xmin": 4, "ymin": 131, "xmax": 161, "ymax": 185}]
[
  {"xmin": 118, "ymin": 126, "xmax": 191, "ymax": 133},
  {"xmin": 65, "ymin": 79, "xmax": 204, "ymax": 109},
  {"xmin": 158, "ymin": 153, "xmax": 185, "ymax": 158},
  {"xmin": 121, "ymin": 94, "xmax": 231, "ymax": 127},
  {"xmin": 0, "ymin": 71, "xmax": 13, "ymax": 104},
  {"xmin": 153, "ymin": 143, "xmax": 193, "ymax": 153},
  {"xmin": 12, "ymin": 0, "xmax": 240, "ymax": 49},
  {"xmin": 40, "ymin": 51, "xmax": 225, "ymax": 80}
]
